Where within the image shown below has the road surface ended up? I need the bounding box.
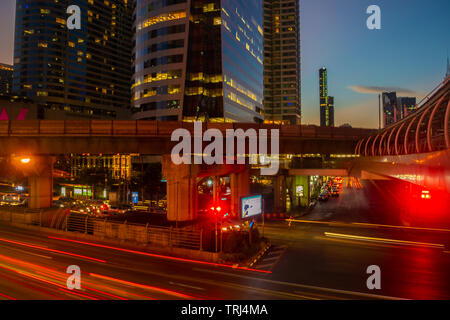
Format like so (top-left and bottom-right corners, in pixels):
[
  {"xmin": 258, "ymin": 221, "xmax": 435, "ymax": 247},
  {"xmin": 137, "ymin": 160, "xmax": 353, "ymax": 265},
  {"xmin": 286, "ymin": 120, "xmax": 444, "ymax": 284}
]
[{"xmin": 0, "ymin": 179, "xmax": 448, "ymax": 300}]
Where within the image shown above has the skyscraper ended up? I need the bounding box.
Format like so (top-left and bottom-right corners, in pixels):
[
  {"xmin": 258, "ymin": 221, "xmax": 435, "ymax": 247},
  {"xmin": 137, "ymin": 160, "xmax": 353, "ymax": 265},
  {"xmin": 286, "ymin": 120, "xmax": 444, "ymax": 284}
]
[
  {"xmin": 132, "ymin": 0, "xmax": 264, "ymax": 123},
  {"xmin": 13, "ymin": 0, "xmax": 133, "ymax": 119},
  {"xmin": 0, "ymin": 63, "xmax": 13, "ymax": 97},
  {"xmin": 397, "ymin": 97, "xmax": 417, "ymax": 118},
  {"xmin": 382, "ymin": 92, "xmax": 397, "ymax": 127},
  {"xmin": 327, "ymin": 96, "xmax": 335, "ymax": 127},
  {"xmin": 319, "ymin": 67, "xmax": 334, "ymax": 127},
  {"xmin": 263, "ymin": 0, "xmax": 301, "ymax": 125},
  {"xmin": 383, "ymin": 92, "xmax": 417, "ymax": 127}
]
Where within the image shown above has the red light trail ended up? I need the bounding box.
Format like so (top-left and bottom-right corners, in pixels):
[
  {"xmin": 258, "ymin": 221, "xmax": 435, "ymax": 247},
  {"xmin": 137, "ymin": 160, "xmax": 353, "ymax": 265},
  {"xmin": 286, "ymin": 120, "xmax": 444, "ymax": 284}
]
[
  {"xmin": 0, "ymin": 292, "xmax": 17, "ymax": 300},
  {"xmin": 48, "ymin": 236, "xmax": 272, "ymax": 274},
  {"xmin": 0, "ymin": 237, "xmax": 106, "ymax": 263}
]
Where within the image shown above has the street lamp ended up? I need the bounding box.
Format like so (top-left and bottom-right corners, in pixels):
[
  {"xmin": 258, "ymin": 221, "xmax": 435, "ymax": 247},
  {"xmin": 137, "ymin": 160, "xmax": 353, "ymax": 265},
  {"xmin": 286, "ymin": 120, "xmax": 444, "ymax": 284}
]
[{"xmin": 20, "ymin": 158, "xmax": 31, "ymax": 164}]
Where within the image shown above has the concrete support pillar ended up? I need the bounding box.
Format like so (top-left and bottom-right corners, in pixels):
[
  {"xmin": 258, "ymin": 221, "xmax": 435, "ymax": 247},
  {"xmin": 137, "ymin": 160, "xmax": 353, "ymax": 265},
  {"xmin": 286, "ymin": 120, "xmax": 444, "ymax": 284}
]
[
  {"xmin": 162, "ymin": 155, "xmax": 199, "ymax": 222},
  {"xmin": 230, "ymin": 168, "xmax": 250, "ymax": 219},
  {"xmin": 27, "ymin": 156, "xmax": 54, "ymax": 209},
  {"xmin": 307, "ymin": 176, "xmax": 311, "ymax": 207},
  {"xmin": 29, "ymin": 174, "xmax": 53, "ymax": 209},
  {"xmin": 274, "ymin": 175, "xmax": 287, "ymax": 213}
]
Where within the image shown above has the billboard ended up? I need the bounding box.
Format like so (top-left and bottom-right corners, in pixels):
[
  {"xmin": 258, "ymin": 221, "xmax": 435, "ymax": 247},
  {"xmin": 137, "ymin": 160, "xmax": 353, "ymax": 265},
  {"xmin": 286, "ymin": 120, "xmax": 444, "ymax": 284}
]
[
  {"xmin": 132, "ymin": 192, "xmax": 139, "ymax": 204},
  {"xmin": 241, "ymin": 195, "xmax": 263, "ymax": 219}
]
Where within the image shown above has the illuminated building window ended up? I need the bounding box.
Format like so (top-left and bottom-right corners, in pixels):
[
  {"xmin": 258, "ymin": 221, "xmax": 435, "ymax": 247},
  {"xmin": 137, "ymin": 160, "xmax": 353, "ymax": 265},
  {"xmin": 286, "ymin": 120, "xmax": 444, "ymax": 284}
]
[
  {"xmin": 139, "ymin": 11, "xmax": 186, "ymax": 30},
  {"xmin": 203, "ymin": 3, "xmax": 217, "ymax": 12},
  {"xmin": 168, "ymin": 85, "xmax": 181, "ymax": 94}
]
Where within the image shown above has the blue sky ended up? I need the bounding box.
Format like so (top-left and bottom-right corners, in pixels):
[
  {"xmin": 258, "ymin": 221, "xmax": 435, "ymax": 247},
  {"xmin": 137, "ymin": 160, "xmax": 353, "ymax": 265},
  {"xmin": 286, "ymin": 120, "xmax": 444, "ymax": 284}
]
[
  {"xmin": 0, "ymin": 0, "xmax": 449, "ymax": 128},
  {"xmin": 301, "ymin": 0, "xmax": 450, "ymax": 127}
]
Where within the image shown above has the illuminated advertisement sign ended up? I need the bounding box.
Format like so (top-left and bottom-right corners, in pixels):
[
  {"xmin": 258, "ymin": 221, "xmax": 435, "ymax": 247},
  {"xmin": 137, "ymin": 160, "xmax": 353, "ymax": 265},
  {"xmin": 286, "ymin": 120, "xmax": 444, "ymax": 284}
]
[
  {"xmin": 241, "ymin": 195, "xmax": 263, "ymax": 219},
  {"xmin": 132, "ymin": 192, "xmax": 139, "ymax": 204}
]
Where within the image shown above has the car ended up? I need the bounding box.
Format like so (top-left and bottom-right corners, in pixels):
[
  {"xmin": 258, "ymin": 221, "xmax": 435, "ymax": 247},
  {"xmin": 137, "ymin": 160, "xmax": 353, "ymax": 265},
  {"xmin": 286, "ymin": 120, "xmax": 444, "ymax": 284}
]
[
  {"xmin": 318, "ymin": 191, "xmax": 330, "ymax": 201},
  {"xmin": 332, "ymin": 183, "xmax": 341, "ymax": 191},
  {"xmin": 71, "ymin": 205, "xmax": 90, "ymax": 214},
  {"xmin": 334, "ymin": 177, "xmax": 343, "ymax": 184},
  {"xmin": 330, "ymin": 187, "xmax": 339, "ymax": 197},
  {"xmin": 107, "ymin": 204, "xmax": 134, "ymax": 215}
]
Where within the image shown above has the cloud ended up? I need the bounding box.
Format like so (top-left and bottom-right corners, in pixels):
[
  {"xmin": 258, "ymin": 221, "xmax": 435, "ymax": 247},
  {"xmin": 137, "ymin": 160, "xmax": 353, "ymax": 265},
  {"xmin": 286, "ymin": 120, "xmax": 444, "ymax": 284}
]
[{"xmin": 348, "ymin": 85, "xmax": 417, "ymax": 96}]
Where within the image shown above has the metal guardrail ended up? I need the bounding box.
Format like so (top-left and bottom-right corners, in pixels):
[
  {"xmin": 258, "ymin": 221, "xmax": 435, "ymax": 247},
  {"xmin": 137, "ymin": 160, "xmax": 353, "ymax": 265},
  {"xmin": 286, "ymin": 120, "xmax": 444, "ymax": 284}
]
[
  {"xmin": 0, "ymin": 206, "xmax": 42, "ymax": 214},
  {"xmin": 1, "ymin": 209, "xmax": 202, "ymax": 251},
  {"xmin": 355, "ymin": 79, "xmax": 450, "ymax": 156},
  {"xmin": 63, "ymin": 213, "xmax": 202, "ymax": 250}
]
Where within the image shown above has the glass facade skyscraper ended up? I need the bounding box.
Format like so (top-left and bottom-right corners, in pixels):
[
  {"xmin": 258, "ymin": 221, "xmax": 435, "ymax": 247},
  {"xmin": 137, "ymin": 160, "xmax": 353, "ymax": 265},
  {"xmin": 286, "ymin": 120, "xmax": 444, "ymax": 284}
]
[
  {"xmin": 0, "ymin": 63, "xmax": 13, "ymax": 97},
  {"xmin": 382, "ymin": 92, "xmax": 397, "ymax": 127},
  {"xmin": 319, "ymin": 67, "xmax": 334, "ymax": 127},
  {"xmin": 383, "ymin": 92, "xmax": 417, "ymax": 127},
  {"xmin": 263, "ymin": 0, "xmax": 301, "ymax": 125},
  {"xmin": 132, "ymin": 0, "xmax": 264, "ymax": 123},
  {"xmin": 327, "ymin": 96, "xmax": 334, "ymax": 127},
  {"xmin": 220, "ymin": 0, "xmax": 264, "ymax": 122},
  {"xmin": 397, "ymin": 97, "xmax": 417, "ymax": 119},
  {"xmin": 13, "ymin": 0, "xmax": 133, "ymax": 119}
]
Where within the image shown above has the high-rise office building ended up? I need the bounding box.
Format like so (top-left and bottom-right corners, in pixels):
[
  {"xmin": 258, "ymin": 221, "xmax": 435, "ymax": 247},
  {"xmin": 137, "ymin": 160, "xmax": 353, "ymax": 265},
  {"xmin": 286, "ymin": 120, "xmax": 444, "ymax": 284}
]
[
  {"xmin": 13, "ymin": 0, "xmax": 133, "ymax": 119},
  {"xmin": 70, "ymin": 154, "xmax": 133, "ymax": 181},
  {"xmin": 327, "ymin": 96, "xmax": 334, "ymax": 127},
  {"xmin": 0, "ymin": 63, "xmax": 13, "ymax": 97},
  {"xmin": 132, "ymin": 0, "xmax": 264, "ymax": 123},
  {"xmin": 262, "ymin": 0, "xmax": 301, "ymax": 125},
  {"xmin": 383, "ymin": 92, "xmax": 416, "ymax": 127},
  {"xmin": 397, "ymin": 97, "xmax": 417, "ymax": 118},
  {"xmin": 382, "ymin": 92, "xmax": 397, "ymax": 127},
  {"xmin": 319, "ymin": 67, "xmax": 334, "ymax": 127}
]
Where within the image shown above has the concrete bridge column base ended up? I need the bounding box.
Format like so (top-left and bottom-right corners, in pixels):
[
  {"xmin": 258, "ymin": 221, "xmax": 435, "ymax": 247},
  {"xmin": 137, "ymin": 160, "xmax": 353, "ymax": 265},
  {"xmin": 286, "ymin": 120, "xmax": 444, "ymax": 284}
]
[
  {"xmin": 27, "ymin": 156, "xmax": 55, "ymax": 209},
  {"xmin": 29, "ymin": 174, "xmax": 53, "ymax": 209},
  {"xmin": 274, "ymin": 175, "xmax": 287, "ymax": 213},
  {"xmin": 162, "ymin": 155, "xmax": 200, "ymax": 222},
  {"xmin": 230, "ymin": 168, "xmax": 250, "ymax": 219}
]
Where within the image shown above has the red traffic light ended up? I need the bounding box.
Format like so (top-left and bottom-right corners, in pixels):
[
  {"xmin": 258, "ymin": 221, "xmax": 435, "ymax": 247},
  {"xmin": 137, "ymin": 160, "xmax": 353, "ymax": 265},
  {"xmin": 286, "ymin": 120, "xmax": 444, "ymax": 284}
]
[{"xmin": 209, "ymin": 203, "xmax": 229, "ymax": 219}]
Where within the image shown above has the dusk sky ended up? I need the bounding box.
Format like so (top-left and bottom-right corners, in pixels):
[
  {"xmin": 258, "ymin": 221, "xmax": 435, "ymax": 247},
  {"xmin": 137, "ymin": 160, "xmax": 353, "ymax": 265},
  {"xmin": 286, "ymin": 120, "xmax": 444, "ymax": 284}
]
[{"xmin": 0, "ymin": 0, "xmax": 449, "ymax": 128}]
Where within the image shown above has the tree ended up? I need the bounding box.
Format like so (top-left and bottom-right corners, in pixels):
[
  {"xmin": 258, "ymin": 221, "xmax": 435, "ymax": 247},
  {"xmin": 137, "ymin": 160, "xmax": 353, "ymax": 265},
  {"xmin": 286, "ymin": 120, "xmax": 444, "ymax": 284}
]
[{"xmin": 131, "ymin": 162, "xmax": 165, "ymax": 203}]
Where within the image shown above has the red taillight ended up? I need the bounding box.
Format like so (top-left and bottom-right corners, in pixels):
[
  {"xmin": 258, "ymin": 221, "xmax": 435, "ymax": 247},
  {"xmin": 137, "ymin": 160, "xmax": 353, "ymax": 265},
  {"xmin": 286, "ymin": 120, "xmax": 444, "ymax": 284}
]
[{"xmin": 421, "ymin": 190, "xmax": 431, "ymax": 199}]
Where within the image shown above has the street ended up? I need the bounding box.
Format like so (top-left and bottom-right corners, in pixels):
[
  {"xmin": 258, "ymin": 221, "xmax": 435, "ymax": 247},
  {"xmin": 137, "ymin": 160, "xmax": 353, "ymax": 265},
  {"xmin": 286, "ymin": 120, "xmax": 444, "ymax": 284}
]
[
  {"xmin": 0, "ymin": 179, "xmax": 448, "ymax": 300},
  {"xmin": 261, "ymin": 179, "xmax": 450, "ymax": 299}
]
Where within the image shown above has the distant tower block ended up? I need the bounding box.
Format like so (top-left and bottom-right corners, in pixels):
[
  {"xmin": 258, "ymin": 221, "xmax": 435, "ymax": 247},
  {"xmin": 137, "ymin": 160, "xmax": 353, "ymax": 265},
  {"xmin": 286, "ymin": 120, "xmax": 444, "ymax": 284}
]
[{"xmin": 319, "ymin": 68, "xmax": 334, "ymax": 127}]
